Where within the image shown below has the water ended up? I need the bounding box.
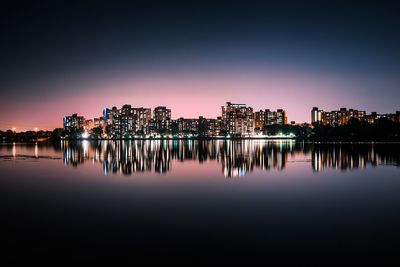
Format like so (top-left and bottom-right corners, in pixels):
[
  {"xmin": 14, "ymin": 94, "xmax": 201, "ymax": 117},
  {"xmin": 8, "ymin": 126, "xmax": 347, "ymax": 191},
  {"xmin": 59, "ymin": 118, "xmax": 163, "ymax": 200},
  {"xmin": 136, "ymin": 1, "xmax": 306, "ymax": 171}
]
[{"xmin": 1, "ymin": 140, "xmax": 399, "ymax": 264}]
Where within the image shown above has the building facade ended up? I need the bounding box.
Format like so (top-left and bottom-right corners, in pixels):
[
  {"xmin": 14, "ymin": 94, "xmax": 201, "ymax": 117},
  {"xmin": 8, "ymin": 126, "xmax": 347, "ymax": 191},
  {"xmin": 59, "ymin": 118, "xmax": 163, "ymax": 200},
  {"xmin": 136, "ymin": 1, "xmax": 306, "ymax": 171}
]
[
  {"xmin": 311, "ymin": 107, "xmax": 400, "ymax": 126},
  {"xmin": 63, "ymin": 113, "xmax": 85, "ymax": 131},
  {"xmin": 265, "ymin": 109, "xmax": 287, "ymax": 126},
  {"xmin": 222, "ymin": 102, "xmax": 254, "ymax": 136}
]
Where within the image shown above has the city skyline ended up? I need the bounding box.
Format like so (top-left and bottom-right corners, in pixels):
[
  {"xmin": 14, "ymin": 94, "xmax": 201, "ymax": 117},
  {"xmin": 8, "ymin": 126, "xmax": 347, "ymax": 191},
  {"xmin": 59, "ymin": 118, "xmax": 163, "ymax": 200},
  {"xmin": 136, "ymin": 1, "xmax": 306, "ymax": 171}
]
[
  {"xmin": 1, "ymin": 1, "xmax": 400, "ymax": 131},
  {"xmin": 1, "ymin": 2, "xmax": 400, "ymax": 264},
  {"xmin": 57, "ymin": 102, "xmax": 399, "ymax": 139},
  {"xmin": 1, "ymin": 71, "xmax": 400, "ymax": 131},
  {"xmin": 2, "ymin": 101, "xmax": 399, "ymax": 133}
]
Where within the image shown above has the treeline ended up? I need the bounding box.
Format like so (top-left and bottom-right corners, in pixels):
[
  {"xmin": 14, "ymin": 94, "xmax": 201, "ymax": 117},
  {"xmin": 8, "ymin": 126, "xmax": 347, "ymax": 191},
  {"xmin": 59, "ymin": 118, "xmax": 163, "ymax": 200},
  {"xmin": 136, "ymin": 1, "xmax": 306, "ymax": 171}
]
[
  {"xmin": 264, "ymin": 124, "xmax": 313, "ymax": 139},
  {"xmin": 0, "ymin": 130, "xmax": 53, "ymax": 142},
  {"xmin": 263, "ymin": 118, "xmax": 400, "ymax": 141}
]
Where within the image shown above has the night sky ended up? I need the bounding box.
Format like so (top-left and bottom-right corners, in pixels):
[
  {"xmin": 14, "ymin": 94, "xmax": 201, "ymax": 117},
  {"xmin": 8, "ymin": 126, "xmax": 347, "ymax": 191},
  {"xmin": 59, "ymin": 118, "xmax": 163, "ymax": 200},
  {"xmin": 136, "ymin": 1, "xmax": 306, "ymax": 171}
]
[{"xmin": 1, "ymin": 0, "xmax": 400, "ymax": 131}]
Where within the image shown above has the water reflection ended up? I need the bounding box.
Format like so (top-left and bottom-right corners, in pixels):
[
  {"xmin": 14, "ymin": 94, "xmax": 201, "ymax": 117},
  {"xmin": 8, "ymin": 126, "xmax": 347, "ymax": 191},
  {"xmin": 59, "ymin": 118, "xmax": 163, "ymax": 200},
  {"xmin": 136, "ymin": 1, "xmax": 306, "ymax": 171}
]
[{"xmin": 59, "ymin": 140, "xmax": 400, "ymax": 177}]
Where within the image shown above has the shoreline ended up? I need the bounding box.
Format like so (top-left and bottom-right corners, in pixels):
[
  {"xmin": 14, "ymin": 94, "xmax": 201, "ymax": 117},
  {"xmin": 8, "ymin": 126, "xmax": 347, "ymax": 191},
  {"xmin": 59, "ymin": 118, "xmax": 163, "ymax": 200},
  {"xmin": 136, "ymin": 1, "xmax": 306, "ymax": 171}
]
[
  {"xmin": 64, "ymin": 136, "xmax": 297, "ymax": 141},
  {"xmin": 0, "ymin": 136, "xmax": 400, "ymax": 144},
  {"xmin": 60, "ymin": 137, "xmax": 399, "ymax": 143},
  {"xmin": 2, "ymin": 139, "xmax": 400, "ymax": 144}
]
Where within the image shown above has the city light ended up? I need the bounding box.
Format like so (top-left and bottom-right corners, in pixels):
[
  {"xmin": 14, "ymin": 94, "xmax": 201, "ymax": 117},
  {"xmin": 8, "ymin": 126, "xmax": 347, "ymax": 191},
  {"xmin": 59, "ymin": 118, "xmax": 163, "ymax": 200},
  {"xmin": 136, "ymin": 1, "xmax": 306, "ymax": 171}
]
[
  {"xmin": 61, "ymin": 102, "xmax": 400, "ymax": 140},
  {"xmin": 81, "ymin": 132, "xmax": 90, "ymax": 139}
]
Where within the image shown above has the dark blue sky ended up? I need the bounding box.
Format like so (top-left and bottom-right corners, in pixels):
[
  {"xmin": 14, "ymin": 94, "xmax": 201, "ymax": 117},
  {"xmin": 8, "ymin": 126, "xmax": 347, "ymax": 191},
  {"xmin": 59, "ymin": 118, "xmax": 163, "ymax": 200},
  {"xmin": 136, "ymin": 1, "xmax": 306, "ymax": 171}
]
[{"xmin": 1, "ymin": 0, "xmax": 399, "ymax": 130}]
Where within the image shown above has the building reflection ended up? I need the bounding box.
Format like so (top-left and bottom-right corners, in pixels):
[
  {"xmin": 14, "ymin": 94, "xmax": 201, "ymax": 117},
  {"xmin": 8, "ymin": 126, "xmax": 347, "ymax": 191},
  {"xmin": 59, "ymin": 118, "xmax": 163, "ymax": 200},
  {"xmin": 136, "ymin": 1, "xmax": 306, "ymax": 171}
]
[
  {"xmin": 61, "ymin": 140, "xmax": 400, "ymax": 177},
  {"xmin": 311, "ymin": 144, "xmax": 400, "ymax": 172}
]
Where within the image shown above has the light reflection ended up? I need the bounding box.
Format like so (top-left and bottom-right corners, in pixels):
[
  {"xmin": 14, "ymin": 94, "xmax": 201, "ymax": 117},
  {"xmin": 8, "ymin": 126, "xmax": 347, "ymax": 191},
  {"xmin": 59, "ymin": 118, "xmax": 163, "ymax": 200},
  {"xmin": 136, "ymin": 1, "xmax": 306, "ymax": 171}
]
[
  {"xmin": 61, "ymin": 140, "xmax": 400, "ymax": 177},
  {"xmin": 12, "ymin": 143, "xmax": 16, "ymax": 160}
]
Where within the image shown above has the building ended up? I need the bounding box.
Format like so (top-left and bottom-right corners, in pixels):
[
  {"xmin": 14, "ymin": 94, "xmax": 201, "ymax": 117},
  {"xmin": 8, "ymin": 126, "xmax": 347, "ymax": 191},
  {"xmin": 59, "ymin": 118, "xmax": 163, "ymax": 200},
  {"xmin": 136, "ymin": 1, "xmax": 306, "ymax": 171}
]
[
  {"xmin": 309, "ymin": 107, "xmax": 400, "ymax": 126},
  {"xmin": 153, "ymin": 106, "xmax": 171, "ymax": 121},
  {"xmin": 326, "ymin": 108, "xmax": 365, "ymax": 126},
  {"xmin": 93, "ymin": 118, "xmax": 101, "ymax": 128},
  {"xmin": 63, "ymin": 113, "xmax": 85, "ymax": 131},
  {"xmin": 84, "ymin": 119, "xmax": 93, "ymax": 131},
  {"xmin": 103, "ymin": 106, "xmax": 119, "ymax": 134},
  {"xmin": 134, "ymin": 107, "xmax": 151, "ymax": 134},
  {"xmin": 198, "ymin": 116, "xmax": 223, "ymax": 137},
  {"xmin": 149, "ymin": 106, "xmax": 172, "ymax": 134},
  {"xmin": 103, "ymin": 106, "xmax": 119, "ymax": 125},
  {"xmin": 254, "ymin": 110, "xmax": 265, "ymax": 131},
  {"xmin": 147, "ymin": 119, "xmax": 174, "ymax": 135},
  {"xmin": 177, "ymin": 117, "xmax": 199, "ymax": 134},
  {"xmin": 102, "ymin": 105, "xmax": 152, "ymax": 136},
  {"xmin": 311, "ymin": 107, "xmax": 322, "ymax": 125},
  {"xmin": 222, "ymin": 102, "xmax": 254, "ymax": 136},
  {"xmin": 115, "ymin": 104, "xmax": 135, "ymax": 136},
  {"xmin": 388, "ymin": 111, "xmax": 400, "ymax": 123},
  {"xmin": 265, "ymin": 109, "xmax": 287, "ymax": 126}
]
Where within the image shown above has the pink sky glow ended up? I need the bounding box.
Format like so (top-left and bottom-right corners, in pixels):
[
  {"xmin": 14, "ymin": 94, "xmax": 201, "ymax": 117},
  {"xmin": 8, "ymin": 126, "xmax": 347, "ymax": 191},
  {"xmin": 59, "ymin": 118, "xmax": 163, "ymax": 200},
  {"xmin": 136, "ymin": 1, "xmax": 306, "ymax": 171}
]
[{"xmin": 0, "ymin": 70, "xmax": 381, "ymax": 131}]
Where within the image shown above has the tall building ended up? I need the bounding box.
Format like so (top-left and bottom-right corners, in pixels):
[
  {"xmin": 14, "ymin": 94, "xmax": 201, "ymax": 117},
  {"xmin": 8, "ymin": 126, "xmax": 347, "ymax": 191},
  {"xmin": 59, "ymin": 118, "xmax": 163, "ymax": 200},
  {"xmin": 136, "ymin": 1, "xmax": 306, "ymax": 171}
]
[
  {"xmin": 147, "ymin": 119, "xmax": 174, "ymax": 135},
  {"xmin": 134, "ymin": 107, "xmax": 151, "ymax": 134},
  {"xmin": 102, "ymin": 105, "xmax": 151, "ymax": 137},
  {"xmin": 153, "ymin": 106, "xmax": 171, "ymax": 121},
  {"xmin": 222, "ymin": 102, "xmax": 254, "ymax": 135},
  {"xmin": 93, "ymin": 118, "xmax": 101, "ymax": 128},
  {"xmin": 116, "ymin": 104, "xmax": 135, "ymax": 136},
  {"xmin": 103, "ymin": 106, "xmax": 119, "ymax": 134},
  {"xmin": 177, "ymin": 117, "xmax": 199, "ymax": 133},
  {"xmin": 265, "ymin": 109, "xmax": 287, "ymax": 126},
  {"xmin": 198, "ymin": 116, "xmax": 222, "ymax": 137},
  {"xmin": 149, "ymin": 106, "xmax": 172, "ymax": 134},
  {"xmin": 311, "ymin": 107, "xmax": 322, "ymax": 124},
  {"xmin": 312, "ymin": 107, "xmax": 371, "ymax": 126},
  {"xmin": 277, "ymin": 109, "xmax": 287, "ymax": 125},
  {"xmin": 63, "ymin": 113, "xmax": 85, "ymax": 131},
  {"xmin": 254, "ymin": 110, "xmax": 265, "ymax": 130},
  {"xmin": 84, "ymin": 119, "xmax": 93, "ymax": 131}
]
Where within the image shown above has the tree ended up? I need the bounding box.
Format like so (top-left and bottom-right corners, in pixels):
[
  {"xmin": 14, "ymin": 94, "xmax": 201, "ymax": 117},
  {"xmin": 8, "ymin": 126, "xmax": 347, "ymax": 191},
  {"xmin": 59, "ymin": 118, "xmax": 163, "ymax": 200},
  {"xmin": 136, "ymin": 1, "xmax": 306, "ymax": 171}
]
[{"xmin": 51, "ymin": 128, "xmax": 65, "ymax": 140}]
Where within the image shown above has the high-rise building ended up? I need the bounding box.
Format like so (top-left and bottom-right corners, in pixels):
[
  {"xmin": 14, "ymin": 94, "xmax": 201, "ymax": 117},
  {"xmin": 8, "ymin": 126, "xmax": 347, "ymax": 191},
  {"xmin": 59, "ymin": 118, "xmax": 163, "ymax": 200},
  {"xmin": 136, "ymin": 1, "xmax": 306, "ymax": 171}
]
[
  {"xmin": 63, "ymin": 113, "xmax": 85, "ymax": 131},
  {"xmin": 93, "ymin": 118, "xmax": 101, "ymax": 128},
  {"xmin": 115, "ymin": 104, "xmax": 135, "ymax": 136},
  {"xmin": 222, "ymin": 102, "xmax": 254, "ymax": 135},
  {"xmin": 311, "ymin": 107, "xmax": 322, "ymax": 124},
  {"xmin": 84, "ymin": 119, "xmax": 93, "ymax": 131},
  {"xmin": 134, "ymin": 107, "xmax": 151, "ymax": 134},
  {"xmin": 103, "ymin": 106, "xmax": 119, "ymax": 134},
  {"xmin": 153, "ymin": 106, "xmax": 171, "ymax": 121},
  {"xmin": 198, "ymin": 116, "xmax": 223, "ymax": 137},
  {"xmin": 177, "ymin": 117, "xmax": 199, "ymax": 133},
  {"xmin": 254, "ymin": 110, "xmax": 265, "ymax": 130},
  {"xmin": 149, "ymin": 106, "xmax": 172, "ymax": 134},
  {"xmin": 276, "ymin": 109, "xmax": 287, "ymax": 125},
  {"xmin": 147, "ymin": 119, "xmax": 174, "ymax": 135},
  {"xmin": 102, "ymin": 105, "xmax": 152, "ymax": 136},
  {"xmin": 313, "ymin": 107, "xmax": 370, "ymax": 126},
  {"xmin": 265, "ymin": 109, "xmax": 287, "ymax": 126}
]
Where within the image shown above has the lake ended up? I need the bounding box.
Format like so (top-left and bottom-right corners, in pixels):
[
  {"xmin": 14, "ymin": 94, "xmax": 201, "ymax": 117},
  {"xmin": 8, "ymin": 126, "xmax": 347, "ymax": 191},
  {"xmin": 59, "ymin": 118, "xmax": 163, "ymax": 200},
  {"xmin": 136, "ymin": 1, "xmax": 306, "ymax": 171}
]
[{"xmin": 1, "ymin": 140, "xmax": 399, "ymax": 264}]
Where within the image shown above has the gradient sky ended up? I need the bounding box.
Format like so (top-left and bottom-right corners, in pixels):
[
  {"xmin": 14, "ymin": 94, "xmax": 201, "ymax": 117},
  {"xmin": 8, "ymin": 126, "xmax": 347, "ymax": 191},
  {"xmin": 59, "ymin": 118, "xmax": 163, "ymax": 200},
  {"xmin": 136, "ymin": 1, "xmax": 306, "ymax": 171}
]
[{"xmin": 1, "ymin": 0, "xmax": 400, "ymax": 131}]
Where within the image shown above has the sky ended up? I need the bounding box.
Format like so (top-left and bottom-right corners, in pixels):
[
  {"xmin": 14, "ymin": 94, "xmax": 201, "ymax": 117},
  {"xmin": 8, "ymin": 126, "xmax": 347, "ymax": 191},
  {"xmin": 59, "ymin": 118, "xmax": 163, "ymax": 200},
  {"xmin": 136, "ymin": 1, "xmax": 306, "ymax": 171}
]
[{"xmin": 1, "ymin": 0, "xmax": 400, "ymax": 131}]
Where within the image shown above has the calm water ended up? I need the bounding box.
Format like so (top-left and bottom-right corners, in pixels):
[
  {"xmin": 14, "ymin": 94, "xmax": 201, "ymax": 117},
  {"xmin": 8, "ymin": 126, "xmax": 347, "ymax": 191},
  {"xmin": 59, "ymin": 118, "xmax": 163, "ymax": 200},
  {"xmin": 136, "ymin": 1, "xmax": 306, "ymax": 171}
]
[{"xmin": 1, "ymin": 140, "xmax": 400, "ymax": 264}]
